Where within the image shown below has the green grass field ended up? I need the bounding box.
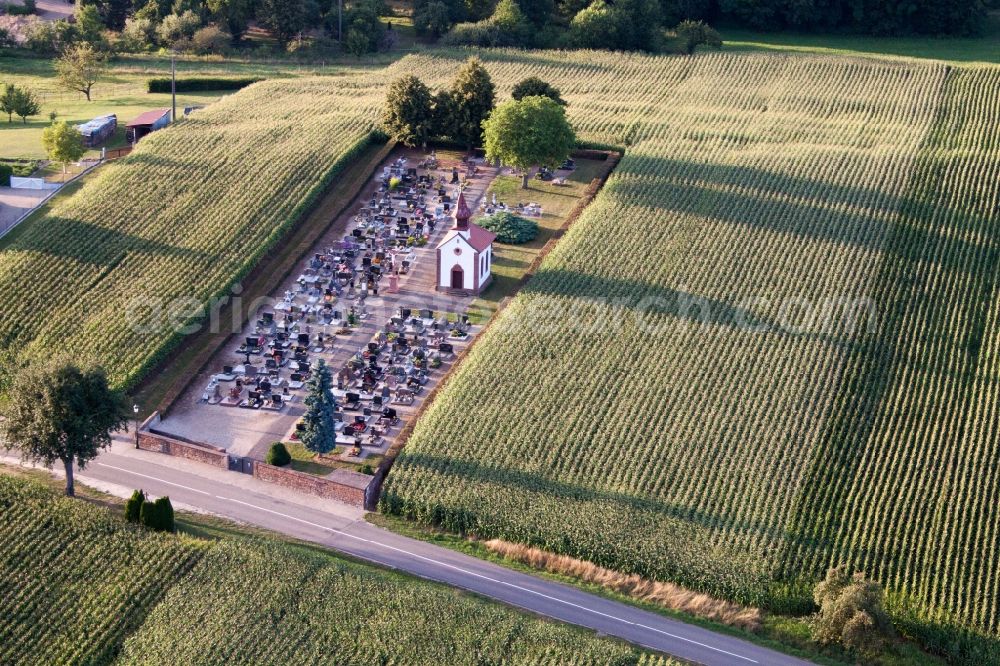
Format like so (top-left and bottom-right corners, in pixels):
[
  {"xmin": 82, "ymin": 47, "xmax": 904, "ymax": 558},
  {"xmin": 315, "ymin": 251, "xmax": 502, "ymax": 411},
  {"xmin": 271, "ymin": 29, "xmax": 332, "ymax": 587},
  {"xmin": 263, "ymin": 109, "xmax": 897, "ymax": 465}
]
[
  {"xmin": 0, "ymin": 473, "xmax": 678, "ymax": 665},
  {"xmin": 0, "ymin": 53, "xmax": 381, "ymax": 159}
]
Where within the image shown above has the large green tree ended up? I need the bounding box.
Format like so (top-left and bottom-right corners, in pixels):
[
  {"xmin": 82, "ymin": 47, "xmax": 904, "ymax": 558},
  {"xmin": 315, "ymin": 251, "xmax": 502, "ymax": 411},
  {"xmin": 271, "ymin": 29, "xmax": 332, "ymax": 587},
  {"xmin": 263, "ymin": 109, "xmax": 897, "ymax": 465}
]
[
  {"xmin": 42, "ymin": 121, "xmax": 86, "ymax": 174},
  {"xmin": 448, "ymin": 57, "xmax": 495, "ymax": 151},
  {"xmin": 381, "ymin": 75, "xmax": 434, "ymax": 148},
  {"xmin": 300, "ymin": 359, "xmax": 337, "ymax": 455},
  {"xmin": 2, "ymin": 360, "xmax": 128, "ymax": 496},
  {"xmin": 512, "ymin": 77, "xmax": 566, "ymax": 106},
  {"xmin": 55, "ymin": 42, "xmax": 107, "ymax": 101},
  {"xmin": 207, "ymin": 0, "xmax": 257, "ymax": 41},
  {"xmin": 483, "ymin": 95, "xmax": 575, "ymax": 189},
  {"xmin": 256, "ymin": 0, "xmax": 307, "ymax": 45}
]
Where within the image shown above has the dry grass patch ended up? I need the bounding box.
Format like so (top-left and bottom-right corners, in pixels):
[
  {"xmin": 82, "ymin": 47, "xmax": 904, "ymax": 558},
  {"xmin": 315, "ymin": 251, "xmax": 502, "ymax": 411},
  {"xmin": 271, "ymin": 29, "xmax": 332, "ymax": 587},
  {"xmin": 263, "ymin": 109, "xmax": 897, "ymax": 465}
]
[{"xmin": 483, "ymin": 538, "xmax": 763, "ymax": 632}]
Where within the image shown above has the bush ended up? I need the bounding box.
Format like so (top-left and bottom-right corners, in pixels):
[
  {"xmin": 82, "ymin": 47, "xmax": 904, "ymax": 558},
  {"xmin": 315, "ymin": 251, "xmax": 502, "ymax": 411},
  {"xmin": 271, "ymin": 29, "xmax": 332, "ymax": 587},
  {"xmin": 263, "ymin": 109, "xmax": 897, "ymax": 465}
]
[
  {"xmin": 414, "ymin": 0, "xmax": 452, "ymax": 37},
  {"xmin": 139, "ymin": 496, "xmax": 175, "ymax": 532},
  {"xmin": 6, "ymin": 0, "xmax": 35, "ymax": 16},
  {"xmin": 125, "ymin": 489, "xmax": 145, "ymax": 523},
  {"xmin": 266, "ymin": 442, "xmax": 291, "ymax": 466},
  {"xmin": 0, "ymin": 158, "xmax": 40, "ymax": 177},
  {"xmin": 512, "ymin": 77, "xmax": 566, "ymax": 105},
  {"xmin": 119, "ymin": 16, "xmax": 155, "ymax": 53},
  {"xmin": 359, "ymin": 463, "xmax": 374, "ymax": 475},
  {"xmin": 25, "ymin": 18, "xmax": 77, "ymax": 54},
  {"xmin": 0, "ymin": 164, "xmax": 11, "ymax": 187},
  {"xmin": 813, "ymin": 566, "xmax": 893, "ymax": 660},
  {"xmin": 139, "ymin": 499, "xmax": 157, "ymax": 529},
  {"xmin": 442, "ymin": 0, "xmax": 531, "ymax": 47},
  {"xmin": 147, "ymin": 77, "xmax": 262, "ymax": 93},
  {"xmin": 674, "ymin": 20, "xmax": 722, "ymax": 55},
  {"xmin": 569, "ymin": 0, "xmax": 663, "ymax": 52},
  {"xmin": 190, "ymin": 25, "xmax": 231, "ymax": 54},
  {"xmin": 156, "ymin": 10, "xmax": 200, "ymax": 47},
  {"xmin": 479, "ymin": 211, "xmax": 538, "ymax": 244},
  {"xmin": 154, "ymin": 496, "xmax": 174, "ymax": 533}
]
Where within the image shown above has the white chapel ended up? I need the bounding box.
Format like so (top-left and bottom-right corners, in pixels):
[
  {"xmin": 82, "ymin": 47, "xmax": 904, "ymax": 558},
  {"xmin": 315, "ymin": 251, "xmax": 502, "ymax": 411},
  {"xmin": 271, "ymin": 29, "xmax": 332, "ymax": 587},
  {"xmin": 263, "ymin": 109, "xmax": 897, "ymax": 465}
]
[{"xmin": 436, "ymin": 192, "xmax": 496, "ymax": 294}]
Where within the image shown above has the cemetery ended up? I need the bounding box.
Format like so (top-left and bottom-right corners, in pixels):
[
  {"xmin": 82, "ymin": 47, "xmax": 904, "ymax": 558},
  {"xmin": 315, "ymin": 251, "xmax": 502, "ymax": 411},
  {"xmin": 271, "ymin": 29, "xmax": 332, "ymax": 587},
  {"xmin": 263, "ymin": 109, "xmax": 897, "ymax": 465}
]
[
  {"xmin": 141, "ymin": 141, "xmax": 603, "ymax": 500},
  {"xmin": 150, "ymin": 148, "xmax": 503, "ymax": 476}
]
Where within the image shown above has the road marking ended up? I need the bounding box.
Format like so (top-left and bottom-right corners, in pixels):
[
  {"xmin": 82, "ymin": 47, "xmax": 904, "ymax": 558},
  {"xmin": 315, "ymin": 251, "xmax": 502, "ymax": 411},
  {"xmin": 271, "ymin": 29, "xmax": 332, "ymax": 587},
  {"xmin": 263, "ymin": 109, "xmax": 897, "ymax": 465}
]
[
  {"xmin": 215, "ymin": 496, "xmax": 758, "ymax": 663},
  {"xmin": 99, "ymin": 464, "xmax": 760, "ymax": 664},
  {"xmin": 94, "ymin": 463, "xmax": 212, "ymax": 496}
]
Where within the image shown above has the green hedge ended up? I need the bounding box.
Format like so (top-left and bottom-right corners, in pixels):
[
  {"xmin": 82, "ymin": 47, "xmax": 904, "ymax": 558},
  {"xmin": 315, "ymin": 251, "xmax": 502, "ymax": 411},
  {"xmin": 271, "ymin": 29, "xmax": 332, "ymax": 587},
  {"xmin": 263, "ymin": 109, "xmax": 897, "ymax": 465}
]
[
  {"xmin": 147, "ymin": 78, "xmax": 263, "ymax": 94},
  {"xmin": 0, "ymin": 165, "xmax": 11, "ymax": 187},
  {"xmin": 479, "ymin": 211, "xmax": 538, "ymax": 244}
]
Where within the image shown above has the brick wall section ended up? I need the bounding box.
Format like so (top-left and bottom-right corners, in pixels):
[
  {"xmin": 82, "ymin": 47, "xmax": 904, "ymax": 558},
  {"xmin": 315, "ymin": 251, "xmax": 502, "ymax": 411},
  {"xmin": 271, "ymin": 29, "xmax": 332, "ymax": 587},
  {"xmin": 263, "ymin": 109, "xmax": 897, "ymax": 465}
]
[
  {"xmin": 253, "ymin": 462, "xmax": 370, "ymax": 507},
  {"xmin": 137, "ymin": 431, "xmax": 228, "ymax": 468}
]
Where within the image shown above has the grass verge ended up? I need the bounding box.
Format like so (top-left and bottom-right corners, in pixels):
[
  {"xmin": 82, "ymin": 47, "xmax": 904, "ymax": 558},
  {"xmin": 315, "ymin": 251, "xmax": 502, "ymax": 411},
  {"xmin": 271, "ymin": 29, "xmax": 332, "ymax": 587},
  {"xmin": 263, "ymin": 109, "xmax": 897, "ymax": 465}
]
[{"xmin": 367, "ymin": 513, "xmax": 943, "ymax": 666}]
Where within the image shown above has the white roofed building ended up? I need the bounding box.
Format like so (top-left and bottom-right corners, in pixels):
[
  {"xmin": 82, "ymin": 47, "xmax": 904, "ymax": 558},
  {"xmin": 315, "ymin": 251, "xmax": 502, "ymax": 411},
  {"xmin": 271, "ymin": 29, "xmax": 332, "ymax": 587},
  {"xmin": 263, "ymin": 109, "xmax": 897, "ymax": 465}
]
[{"xmin": 436, "ymin": 192, "xmax": 496, "ymax": 295}]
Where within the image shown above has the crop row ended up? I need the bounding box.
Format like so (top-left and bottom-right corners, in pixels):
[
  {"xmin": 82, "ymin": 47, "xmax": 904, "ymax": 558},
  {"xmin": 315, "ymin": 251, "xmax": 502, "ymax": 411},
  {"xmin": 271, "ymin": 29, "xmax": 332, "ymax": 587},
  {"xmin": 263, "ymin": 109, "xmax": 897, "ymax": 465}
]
[
  {"xmin": 380, "ymin": 50, "xmax": 1000, "ymax": 655},
  {"xmin": 117, "ymin": 535, "xmax": 649, "ymax": 664},
  {"xmin": 0, "ymin": 476, "xmax": 202, "ymax": 666}
]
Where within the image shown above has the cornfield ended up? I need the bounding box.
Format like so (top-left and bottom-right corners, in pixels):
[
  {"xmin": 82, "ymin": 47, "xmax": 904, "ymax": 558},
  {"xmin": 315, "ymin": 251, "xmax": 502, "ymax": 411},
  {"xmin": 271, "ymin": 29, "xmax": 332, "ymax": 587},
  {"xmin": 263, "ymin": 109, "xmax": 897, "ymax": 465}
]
[
  {"xmin": 0, "ymin": 74, "xmax": 387, "ymax": 389},
  {"xmin": 0, "ymin": 476, "xmax": 659, "ymax": 665},
  {"xmin": 1, "ymin": 47, "xmax": 998, "ymax": 660},
  {"xmin": 118, "ymin": 538, "xmax": 645, "ymax": 665},
  {"xmin": 379, "ymin": 52, "xmax": 1000, "ymax": 661},
  {"xmin": 0, "ymin": 476, "xmax": 203, "ymax": 665}
]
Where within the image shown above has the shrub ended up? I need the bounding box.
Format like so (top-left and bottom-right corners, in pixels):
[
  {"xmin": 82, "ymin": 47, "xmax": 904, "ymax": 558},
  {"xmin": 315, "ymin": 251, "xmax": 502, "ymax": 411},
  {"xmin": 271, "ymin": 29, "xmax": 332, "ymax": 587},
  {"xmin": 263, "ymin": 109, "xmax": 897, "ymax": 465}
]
[
  {"xmin": 359, "ymin": 463, "xmax": 374, "ymax": 475},
  {"xmin": 442, "ymin": 0, "xmax": 530, "ymax": 47},
  {"xmin": 674, "ymin": 19, "xmax": 722, "ymax": 55},
  {"xmin": 512, "ymin": 77, "xmax": 566, "ymax": 105},
  {"xmin": 6, "ymin": 0, "xmax": 35, "ymax": 16},
  {"xmin": 154, "ymin": 496, "xmax": 174, "ymax": 533},
  {"xmin": 119, "ymin": 16, "xmax": 155, "ymax": 53},
  {"xmin": 147, "ymin": 77, "xmax": 262, "ymax": 93},
  {"xmin": 0, "ymin": 164, "xmax": 11, "ymax": 187},
  {"xmin": 156, "ymin": 10, "xmax": 200, "ymax": 47},
  {"xmin": 813, "ymin": 566, "xmax": 893, "ymax": 660},
  {"xmin": 266, "ymin": 442, "xmax": 291, "ymax": 466},
  {"xmin": 191, "ymin": 25, "xmax": 231, "ymax": 54},
  {"xmin": 414, "ymin": 0, "xmax": 452, "ymax": 37},
  {"xmin": 569, "ymin": 0, "xmax": 663, "ymax": 52},
  {"xmin": 479, "ymin": 211, "xmax": 538, "ymax": 244},
  {"xmin": 125, "ymin": 489, "xmax": 146, "ymax": 523},
  {"xmin": 25, "ymin": 18, "xmax": 77, "ymax": 54},
  {"xmin": 139, "ymin": 499, "xmax": 157, "ymax": 529}
]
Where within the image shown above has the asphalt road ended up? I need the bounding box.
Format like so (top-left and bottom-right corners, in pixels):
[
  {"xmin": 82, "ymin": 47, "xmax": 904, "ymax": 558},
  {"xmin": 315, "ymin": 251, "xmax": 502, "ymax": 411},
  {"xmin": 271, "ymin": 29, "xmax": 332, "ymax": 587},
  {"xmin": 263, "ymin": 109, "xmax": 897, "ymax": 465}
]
[{"xmin": 69, "ymin": 450, "xmax": 812, "ymax": 666}]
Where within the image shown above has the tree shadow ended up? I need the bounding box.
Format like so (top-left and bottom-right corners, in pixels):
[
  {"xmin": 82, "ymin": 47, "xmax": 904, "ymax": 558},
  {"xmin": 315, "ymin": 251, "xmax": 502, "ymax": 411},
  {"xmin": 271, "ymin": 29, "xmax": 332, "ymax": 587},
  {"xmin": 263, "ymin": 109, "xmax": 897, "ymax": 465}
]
[
  {"xmin": 13, "ymin": 217, "xmax": 210, "ymax": 266},
  {"xmin": 395, "ymin": 450, "xmax": 787, "ymax": 543},
  {"xmin": 607, "ymin": 154, "xmax": 996, "ymax": 275},
  {"xmin": 522, "ymin": 268, "xmax": 862, "ymax": 350}
]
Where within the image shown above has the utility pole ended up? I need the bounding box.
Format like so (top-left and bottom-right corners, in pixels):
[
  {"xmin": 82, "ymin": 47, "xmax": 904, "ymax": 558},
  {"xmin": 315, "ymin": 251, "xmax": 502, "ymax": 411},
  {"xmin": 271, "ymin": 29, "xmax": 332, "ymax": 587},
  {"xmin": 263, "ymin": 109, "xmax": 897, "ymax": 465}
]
[{"xmin": 171, "ymin": 53, "xmax": 177, "ymax": 122}]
